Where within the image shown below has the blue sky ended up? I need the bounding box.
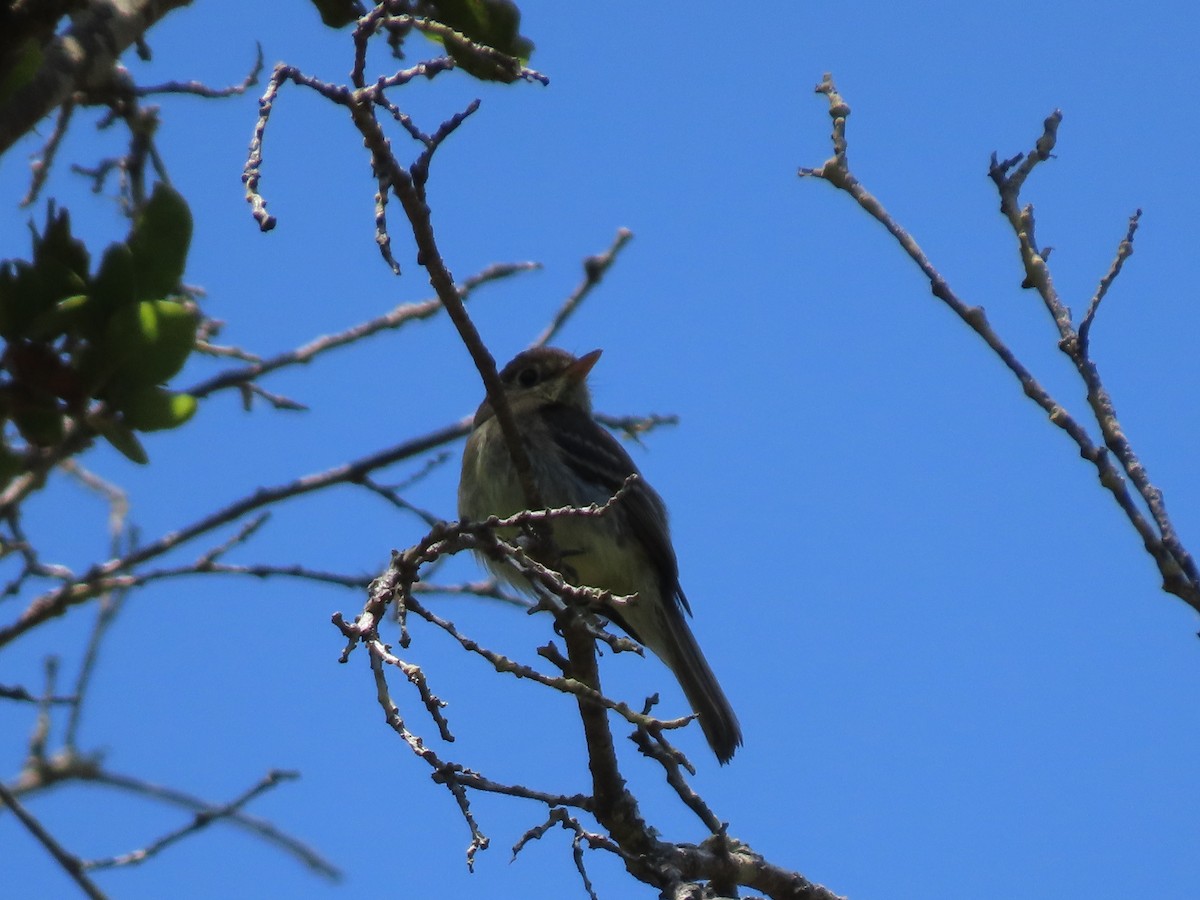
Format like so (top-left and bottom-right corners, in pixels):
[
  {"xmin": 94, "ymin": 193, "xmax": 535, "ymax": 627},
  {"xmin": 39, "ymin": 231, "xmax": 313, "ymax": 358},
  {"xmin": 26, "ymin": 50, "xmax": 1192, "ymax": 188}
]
[{"xmin": 3, "ymin": 2, "xmax": 1200, "ymax": 897}]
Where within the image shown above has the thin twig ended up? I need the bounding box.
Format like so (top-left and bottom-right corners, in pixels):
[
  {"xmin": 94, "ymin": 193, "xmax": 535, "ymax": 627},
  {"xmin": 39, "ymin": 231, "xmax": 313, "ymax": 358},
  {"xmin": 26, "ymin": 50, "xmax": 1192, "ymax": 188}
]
[
  {"xmin": 82, "ymin": 770, "xmax": 299, "ymax": 871},
  {"xmin": 595, "ymin": 412, "xmax": 679, "ymax": 443},
  {"xmin": 77, "ymin": 768, "xmax": 338, "ymax": 879},
  {"xmin": 1079, "ymin": 209, "xmax": 1142, "ymax": 352},
  {"xmin": 59, "ymin": 461, "xmax": 129, "ymax": 536},
  {"xmin": 65, "ymin": 588, "xmax": 125, "ymax": 749},
  {"xmin": 0, "ymin": 781, "xmax": 108, "ymax": 900},
  {"xmin": 632, "ymin": 727, "xmax": 724, "ymax": 834},
  {"xmin": 0, "ymin": 419, "xmax": 472, "ymax": 648},
  {"xmin": 20, "ymin": 99, "xmax": 76, "ymax": 208},
  {"xmin": 531, "ymin": 228, "xmax": 634, "ymax": 348},
  {"xmin": 135, "ymin": 43, "xmax": 263, "ymax": 97},
  {"xmin": 0, "ymin": 684, "xmax": 76, "ymax": 704},
  {"xmin": 800, "ymin": 73, "xmax": 1199, "ymax": 614},
  {"xmin": 185, "ymin": 262, "xmax": 537, "ymax": 399}
]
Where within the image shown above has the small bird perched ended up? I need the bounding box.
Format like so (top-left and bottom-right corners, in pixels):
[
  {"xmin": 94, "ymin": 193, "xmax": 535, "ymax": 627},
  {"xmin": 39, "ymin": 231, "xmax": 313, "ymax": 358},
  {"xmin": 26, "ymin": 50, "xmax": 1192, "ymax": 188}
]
[{"xmin": 458, "ymin": 347, "xmax": 742, "ymax": 763}]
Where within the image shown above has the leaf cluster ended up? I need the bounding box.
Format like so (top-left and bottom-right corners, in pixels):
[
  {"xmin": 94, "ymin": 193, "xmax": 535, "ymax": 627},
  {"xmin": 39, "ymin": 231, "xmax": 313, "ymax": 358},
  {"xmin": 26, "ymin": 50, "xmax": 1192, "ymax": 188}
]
[
  {"xmin": 0, "ymin": 183, "xmax": 198, "ymax": 474},
  {"xmin": 312, "ymin": 0, "xmax": 534, "ymax": 82}
]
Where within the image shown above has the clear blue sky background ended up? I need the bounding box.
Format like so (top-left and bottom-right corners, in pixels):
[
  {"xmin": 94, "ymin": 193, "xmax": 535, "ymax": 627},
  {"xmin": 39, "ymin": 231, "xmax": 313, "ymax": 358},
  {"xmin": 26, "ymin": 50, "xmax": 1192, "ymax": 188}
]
[{"xmin": 4, "ymin": 2, "xmax": 1200, "ymax": 897}]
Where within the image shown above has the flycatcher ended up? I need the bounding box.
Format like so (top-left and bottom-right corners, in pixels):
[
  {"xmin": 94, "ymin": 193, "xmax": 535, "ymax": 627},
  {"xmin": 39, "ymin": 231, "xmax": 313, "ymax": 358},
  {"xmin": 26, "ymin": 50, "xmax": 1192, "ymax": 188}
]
[{"xmin": 458, "ymin": 347, "xmax": 742, "ymax": 763}]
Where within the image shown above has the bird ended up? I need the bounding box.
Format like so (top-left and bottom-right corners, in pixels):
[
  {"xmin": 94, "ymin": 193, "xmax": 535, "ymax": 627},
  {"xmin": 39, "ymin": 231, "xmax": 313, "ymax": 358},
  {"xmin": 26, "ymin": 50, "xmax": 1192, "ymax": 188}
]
[{"xmin": 458, "ymin": 346, "xmax": 742, "ymax": 763}]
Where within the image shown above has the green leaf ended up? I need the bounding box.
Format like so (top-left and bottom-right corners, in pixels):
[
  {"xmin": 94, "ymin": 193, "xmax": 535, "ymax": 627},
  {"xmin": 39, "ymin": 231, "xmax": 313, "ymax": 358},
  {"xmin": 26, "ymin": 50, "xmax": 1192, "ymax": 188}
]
[
  {"xmin": 93, "ymin": 415, "xmax": 149, "ymax": 464},
  {"xmin": 72, "ymin": 342, "xmax": 116, "ymax": 397},
  {"xmin": 0, "ymin": 204, "xmax": 90, "ymax": 339},
  {"xmin": 90, "ymin": 243, "xmax": 137, "ymax": 319},
  {"xmin": 0, "ymin": 443, "xmax": 23, "ymax": 491},
  {"xmin": 421, "ymin": 0, "xmax": 534, "ymax": 82},
  {"xmin": 118, "ymin": 386, "xmax": 198, "ymax": 432},
  {"xmin": 309, "ymin": 0, "xmax": 365, "ymax": 28},
  {"xmin": 127, "ymin": 184, "xmax": 192, "ymax": 301},
  {"xmin": 11, "ymin": 394, "xmax": 64, "ymax": 446},
  {"xmin": 33, "ymin": 205, "xmax": 90, "ymax": 293},
  {"xmin": 53, "ymin": 293, "xmax": 92, "ymax": 321},
  {"xmin": 25, "ymin": 293, "xmax": 89, "ymax": 342},
  {"xmin": 0, "ymin": 38, "xmax": 43, "ymax": 107},
  {"xmin": 104, "ymin": 299, "xmax": 198, "ymax": 387},
  {"xmin": 0, "ymin": 260, "xmax": 43, "ymax": 339}
]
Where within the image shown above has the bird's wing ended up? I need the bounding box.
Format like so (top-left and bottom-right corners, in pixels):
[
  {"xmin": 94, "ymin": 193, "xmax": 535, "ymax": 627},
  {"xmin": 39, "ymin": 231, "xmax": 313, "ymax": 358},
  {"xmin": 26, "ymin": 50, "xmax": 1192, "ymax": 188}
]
[{"xmin": 539, "ymin": 403, "xmax": 691, "ymax": 617}]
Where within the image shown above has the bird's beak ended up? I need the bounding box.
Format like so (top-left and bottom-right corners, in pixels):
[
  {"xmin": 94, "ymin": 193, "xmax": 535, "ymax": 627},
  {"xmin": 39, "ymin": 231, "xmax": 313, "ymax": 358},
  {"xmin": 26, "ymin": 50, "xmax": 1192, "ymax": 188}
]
[{"xmin": 565, "ymin": 349, "xmax": 602, "ymax": 385}]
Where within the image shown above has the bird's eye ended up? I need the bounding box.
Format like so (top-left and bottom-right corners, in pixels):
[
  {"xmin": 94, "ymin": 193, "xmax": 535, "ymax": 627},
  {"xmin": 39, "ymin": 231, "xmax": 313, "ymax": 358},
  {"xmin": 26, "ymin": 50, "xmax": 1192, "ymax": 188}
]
[{"xmin": 517, "ymin": 367, "xmax": 539, "ymax": 388}]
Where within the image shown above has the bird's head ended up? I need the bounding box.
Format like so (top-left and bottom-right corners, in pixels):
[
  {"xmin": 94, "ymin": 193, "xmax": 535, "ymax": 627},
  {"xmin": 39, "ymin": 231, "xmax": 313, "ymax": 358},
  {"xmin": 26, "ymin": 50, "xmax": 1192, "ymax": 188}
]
[{"xmin": 474, "ymin": 347, "xmax": 602, "ymax": 424}]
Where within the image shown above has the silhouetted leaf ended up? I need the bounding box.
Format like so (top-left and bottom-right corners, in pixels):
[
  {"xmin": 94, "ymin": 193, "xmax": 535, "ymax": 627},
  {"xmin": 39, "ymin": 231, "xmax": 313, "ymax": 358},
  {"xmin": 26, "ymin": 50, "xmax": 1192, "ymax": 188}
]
[
  {"xmin": 128, "ymin": 184, "xmax": 192, "ymax": 301},
  {"xmin": 309, "ymin": 0, "xmax": 365, "ymax": 28},
  {"xmin": 119, "ymin": 386, "xmax": 198, "ymax": 432}
]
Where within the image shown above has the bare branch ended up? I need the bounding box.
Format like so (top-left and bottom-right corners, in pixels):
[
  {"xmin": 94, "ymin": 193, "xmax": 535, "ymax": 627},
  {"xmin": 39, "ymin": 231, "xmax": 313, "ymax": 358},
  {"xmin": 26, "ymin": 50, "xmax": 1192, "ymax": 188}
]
[
  {"xmin": 5, "ymin": 601, "xmax": 340, "ymax": 881},
  {"xmin": 44, "ymin": 764, "xmax": 338, "ymax": 879},
  {"xmin": 59, "ymin": 461, "xmax": 129, "ymax": 536},
  {"xmin": 81, "ymin": 770, "xmax": 299, "ymax": 872},
  {"xmin": 632, "ymin": 725, "xmax": 725, "ymax": 835},
  {"xmin": 531, "ymin": 228, "xmax": 634, "ymax": 348},
  {"xmin": 595, "ymin": 411, "xmax": 680, "ymax": 443},
  {"xmin": 800, "ymin": 73, "xmax": 1200, "ymax": 614},
  {"xmin": 334, "ymin": 479, "xmax": 727, "ymax": 887},
  {"xmin": 19, "ymin": 99, "xmax": 75, "ymax": 208},
  {"xmin": 2, "ymin": 511, "xmax": 76, "ymax": 596},
  {"xmin": 411, "ymin": 576, "xmax": 530, "ymax": 607},
  {"xmin": 134, "ymin": 42, "xmax": 263, "ymax": 97},
  {"xmin": 0, "ymin": 0, "xmax": 193, "ymax": 156},
  {"xmin": 185, "ymin": 262, "xmax": 537, "ymax": 399},
  {"xmin": 0, "ymin": 418, "xmax": 471, "ymax": 649},
  {"xmin": 0, "ymin": 780, "xmax": 108, "ymax": 900},
  {"xmin": 513, "ymin": 807, "xmax": 636, "ymax": 900},
  {"xmin": 374, "ymin": 171, "xmax": 401, "ymax": 273},
  {"xmin": 65, "ymin": 588, "xmax": 125, "ymax": 749},
  {"xmin": 363, "ymin": 644, "xmax": 490, "ymax": 868},
  {"xmin": 1079, "ymin": 209, "xmax": 1142, "ymax": 352},
  {"xmin": 0, "ymin": 684, "xmax": 76, "ymax": 705}
]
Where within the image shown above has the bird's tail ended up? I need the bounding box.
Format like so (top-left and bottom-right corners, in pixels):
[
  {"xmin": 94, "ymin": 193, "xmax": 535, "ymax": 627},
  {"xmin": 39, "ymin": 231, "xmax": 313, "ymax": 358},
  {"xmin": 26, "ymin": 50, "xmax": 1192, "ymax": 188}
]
[{"xmin": 653, "ymin": 611, "xmax": 743, "ymax": 764}]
